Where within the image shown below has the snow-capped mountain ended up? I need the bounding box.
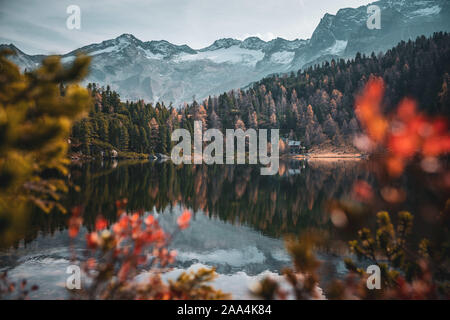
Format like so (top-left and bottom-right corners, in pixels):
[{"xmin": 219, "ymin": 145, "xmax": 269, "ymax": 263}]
[
  {"xmin": 2, "ymin": 0, "xmax": 449, "ymax": 106},
  {"xmin": 294, "ymin": 0, "xmax": 450, "ymax": 69}
]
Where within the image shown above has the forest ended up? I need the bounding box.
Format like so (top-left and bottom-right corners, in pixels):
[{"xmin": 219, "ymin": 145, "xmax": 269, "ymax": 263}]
[{"xmin": 69, "ymin": 32, "xmax": 450, "ymax": 157}]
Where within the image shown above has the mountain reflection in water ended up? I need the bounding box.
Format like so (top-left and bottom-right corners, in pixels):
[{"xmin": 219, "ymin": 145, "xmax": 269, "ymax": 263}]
[{"xmin": 0, "ymin": 160, "xmax": 371, "ymax": 299}]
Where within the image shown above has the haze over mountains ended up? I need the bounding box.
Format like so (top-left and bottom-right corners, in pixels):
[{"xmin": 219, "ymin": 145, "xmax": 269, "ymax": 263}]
[{"xmin": 2, "ymin": 0, "xmax": 449, "ymax": 106}]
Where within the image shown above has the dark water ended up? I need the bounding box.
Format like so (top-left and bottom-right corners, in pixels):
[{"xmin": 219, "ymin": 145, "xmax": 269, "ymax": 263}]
[{"xmin": 0, "ymin": 159, "xmax": 378, "ymax": 299}]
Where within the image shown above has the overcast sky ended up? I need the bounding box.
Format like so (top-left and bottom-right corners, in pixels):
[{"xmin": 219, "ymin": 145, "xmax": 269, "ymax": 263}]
[{"xmin": 0, "ymin": 0, "xmax": 373, "ymax": 55}]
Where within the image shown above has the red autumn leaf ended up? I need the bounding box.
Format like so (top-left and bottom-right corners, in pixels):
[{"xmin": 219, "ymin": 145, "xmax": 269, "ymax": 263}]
[
  {"xmin": 388, "ymin": 133, "xmax": 419, "ymax": 158},
  {"xmin": 352, "ymin": 180, "xmax": 374, "ymax": 202},
  {"xmin": 430, "ymin": 117, "xmax": 448, "ymax": 135},
  {"xmin": 86, "ymin": 232, "xmax": 98, "ymax": 249},
  {"xmin": 386, "ymin": 156, "xmax": 405, "ymax": 177},
  {"xmin": 355, "ymin": 77, "xmax": 388, "ymax": 143},
  {"xmin": 145, "ymin": 215, "xmax": 155, "ymax": 226},
  {"xmin": 68, "ymin": 225, "xmax": 79, "ymax": 238},
  {"xmin": 86, "ymin": 258, "xmax": 97, "ymax": 269},
  {"xmin": 177, "ymin": 210, "xmax": 192, "ymax": 230},
  {"xmin": 68, "ymin": 215, "xmax": 82, "ymax": 238},
  {"xmin": 396, "ymin": 98, "xmax": 417, "ymax": 122},
  {"xmin": 95, "ymin": 216, "xmax": 107, "ymax": 231},
  {"xmin": 131, "ymin": 213, "xmax": 139, "ymax": 223},
  {"xmin": 422, "ymin": 135, "xmax": 450, "ymax": 157}
]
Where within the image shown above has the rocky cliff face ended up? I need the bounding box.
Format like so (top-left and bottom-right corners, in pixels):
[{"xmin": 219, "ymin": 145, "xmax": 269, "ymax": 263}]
[{"xmin": 291, "ymin": 0, "xmax": 450, "ymax": 69}]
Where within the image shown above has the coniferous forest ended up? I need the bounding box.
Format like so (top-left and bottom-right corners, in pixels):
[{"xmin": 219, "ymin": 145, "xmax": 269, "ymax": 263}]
[{"xmin": 70, "ymin": 33, "xmax": 450, "ymax": 157}]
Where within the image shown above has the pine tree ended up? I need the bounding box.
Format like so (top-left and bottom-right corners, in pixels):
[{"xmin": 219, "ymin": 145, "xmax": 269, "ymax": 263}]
[{"xmin": 119, "ymin": 125, "xmax": 129, "ymax": 151}]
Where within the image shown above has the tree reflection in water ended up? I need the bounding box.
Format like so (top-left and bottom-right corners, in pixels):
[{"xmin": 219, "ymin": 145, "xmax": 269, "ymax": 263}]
[{"xmin": 20, "ymin": 159, "xmax": 372, "ymax": 246}]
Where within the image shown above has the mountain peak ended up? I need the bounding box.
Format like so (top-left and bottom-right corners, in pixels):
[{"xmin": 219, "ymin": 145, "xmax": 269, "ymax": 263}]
[
  {"xmin": 144, "ymin": 40, "xmax": 195, "ymax": 56},
  {"xmin": 114, "ymin": 33, "xmax": 142, "ymax": 46},
  {"xmin": 0, "ymin": 43, "xmax": 21, "ymax": 53},
  {"xmin": 117, "ymin": 33, "xmax": 138, "ymax": 41},
  {"xmin": 240, "ymin": 37, "xmax": 266, "ymax": 50},
  {"xmin": 201, "ymin": 38, "xmax": 242, "ymax": 51}
]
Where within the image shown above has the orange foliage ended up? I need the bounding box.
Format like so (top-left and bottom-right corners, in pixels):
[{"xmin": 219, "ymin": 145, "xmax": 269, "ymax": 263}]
[
  {"xmin": 352, "ymin": 180, "xmax": 374, "ymax": 202},
  {"xmin": 177, "ymin": 210, "xmax": 192, "ymax": 230},
  {"xmin": 65, "ymin": 201, "xmax": 227, "ymax": 300},
  {"xmin": 355, "ymin": 77, "xmax": 450, "ymax": 176},
  {"xmin": 355, "ymin": 77, "xmax": 388, "ymax": 143},
  {"xmin": 95, "ymin": 216, "xmax": 107, "ymax": 231},
  {"xmin": 68, "ymin": 206, "xmax": 83, "ymax": 238}
]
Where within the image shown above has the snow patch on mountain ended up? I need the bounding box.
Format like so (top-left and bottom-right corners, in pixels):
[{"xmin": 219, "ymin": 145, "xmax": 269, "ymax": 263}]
[
  {"xmin": 270, "ymin": 51, "xmax": 295, "ymax": 64},
  {"xmin": 324, "ymin": 40, "xmax": 348, "ymax": 55},
  {"xmin": 141, "ymin": 48, "xmax": 165, "ymax": 60},
  {"xmin": 90, "ymin": 46, "xmax": 120, "ymax": 56},
  {"xmin": 177, "ymin": 45, "xmax": 265, "ymax": 67},
  {"xmin": 62, "ymin": 39, "xmax": 129, "ymax": 63},
  {"xmin": 409, "ymin": 5, "xmax": 441, "ymax": 17}
]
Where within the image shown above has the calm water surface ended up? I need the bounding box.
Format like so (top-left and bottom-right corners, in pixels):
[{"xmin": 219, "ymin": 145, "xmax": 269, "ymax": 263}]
[{"xmin": 0, "ymin": 160, "xmax": 375, "ymax": 299}]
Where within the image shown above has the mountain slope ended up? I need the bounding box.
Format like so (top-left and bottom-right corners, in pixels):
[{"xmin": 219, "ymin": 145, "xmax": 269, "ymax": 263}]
[{"xmin": 2, "ymin": 0, "xmax": 449, "ymax": 106}]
